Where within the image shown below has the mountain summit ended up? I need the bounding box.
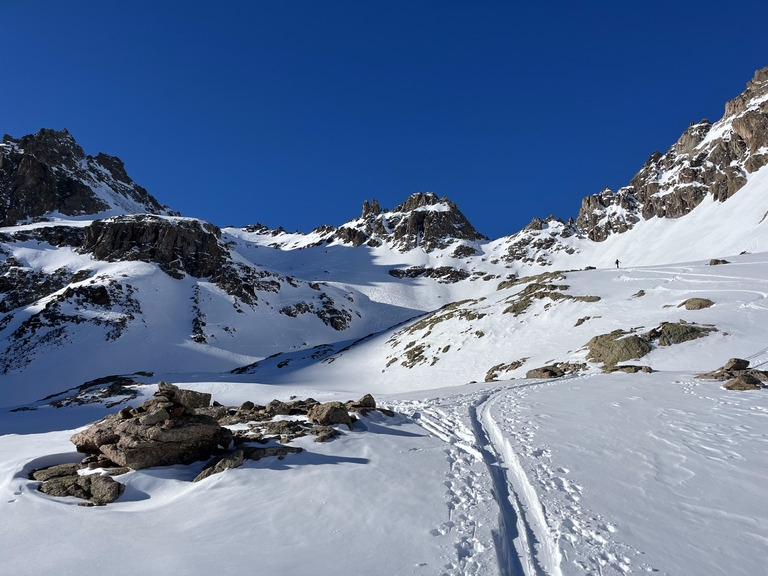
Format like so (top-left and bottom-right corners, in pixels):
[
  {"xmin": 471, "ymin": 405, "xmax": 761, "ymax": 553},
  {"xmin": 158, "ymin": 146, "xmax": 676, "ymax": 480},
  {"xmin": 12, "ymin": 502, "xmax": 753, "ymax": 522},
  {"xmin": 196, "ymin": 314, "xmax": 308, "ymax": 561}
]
[
  {"xmin": 334, "ymin": 191, "xmax": 487, "ymax": 252},
  {"xmin": 0, "ymin": 128, "xmax": 174, "ymax": 226}
]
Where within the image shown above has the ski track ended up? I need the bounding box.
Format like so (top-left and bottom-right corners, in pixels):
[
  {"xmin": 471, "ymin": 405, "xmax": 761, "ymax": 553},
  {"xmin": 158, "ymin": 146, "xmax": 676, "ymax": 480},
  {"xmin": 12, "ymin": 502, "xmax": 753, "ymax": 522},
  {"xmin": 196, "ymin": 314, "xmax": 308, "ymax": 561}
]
[{"xmin": 390, "ymin": 376, "xmax": 656, "ymax": 575}]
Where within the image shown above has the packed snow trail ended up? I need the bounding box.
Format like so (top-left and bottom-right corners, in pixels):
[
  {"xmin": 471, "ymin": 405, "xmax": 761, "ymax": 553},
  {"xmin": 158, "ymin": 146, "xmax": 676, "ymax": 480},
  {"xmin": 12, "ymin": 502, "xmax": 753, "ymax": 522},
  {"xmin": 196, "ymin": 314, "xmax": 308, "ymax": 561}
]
[
  {"xmin": 395, "ymin": 385, "xmax": 567, "ymax": 576},
  {"xmin": 474, "ymin": 391, "xmax": 564, "ymax": 576},
  {"xmin": 392, "ymin": 377, "xmax": 646, "ymax": 576},
  {"xmin": 467, "ymin": 398, "xmax": 526, "ymax": 576}
]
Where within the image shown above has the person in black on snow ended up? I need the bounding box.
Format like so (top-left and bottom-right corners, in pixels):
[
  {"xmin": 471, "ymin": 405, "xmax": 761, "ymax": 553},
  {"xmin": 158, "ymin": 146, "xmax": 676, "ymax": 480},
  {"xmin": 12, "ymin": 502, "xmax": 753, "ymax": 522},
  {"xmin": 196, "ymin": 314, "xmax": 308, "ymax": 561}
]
[{"xmin": 615, "ymin": 259, "xmax": 620, "ymax": 268}]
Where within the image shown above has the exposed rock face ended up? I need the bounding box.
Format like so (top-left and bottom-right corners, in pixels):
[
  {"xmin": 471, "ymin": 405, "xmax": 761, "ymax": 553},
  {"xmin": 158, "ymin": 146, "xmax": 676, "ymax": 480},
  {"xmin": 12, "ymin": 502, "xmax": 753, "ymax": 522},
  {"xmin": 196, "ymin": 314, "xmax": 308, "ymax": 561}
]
[
  {"xmin": 0, "ymin": 128, "xmax": 173, "ymax": 225},
  {"xmin": 81, "ymin": 215, "xmax": 228, "ymax": 279},
  {"xmin": 575, "ymin": 66, "xmax": 768, "ymax": 241},
  {"xmin": 575, "ymin": 188, "xmax": 640, "ymax": 242},
  {"xmin": 71, "ymin": 382, "xmax": 232, "ymax": 470},
  {"xmin": 0, "ymin": 276, "xmax": 141, "ymax": 375},
  {"xmin": 388, "ymin": 265, "xmax": 471, "ymax": 283},
  {"xmin": 498, "ymin": 216, "xmax": 580, "ymax": 265},
  {"xmin": 279, "ymin": 295, "xmax": 353, "ymax": 331}
]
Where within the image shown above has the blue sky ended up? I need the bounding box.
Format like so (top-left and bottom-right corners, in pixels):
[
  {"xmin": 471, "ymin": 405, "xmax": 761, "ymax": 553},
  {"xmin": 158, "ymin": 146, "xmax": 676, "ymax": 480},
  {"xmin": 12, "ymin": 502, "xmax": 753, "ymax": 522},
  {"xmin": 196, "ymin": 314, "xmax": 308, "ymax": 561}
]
[{"xmin": 2, "ymin": 1, "xmax": 767, "ymax": 239}]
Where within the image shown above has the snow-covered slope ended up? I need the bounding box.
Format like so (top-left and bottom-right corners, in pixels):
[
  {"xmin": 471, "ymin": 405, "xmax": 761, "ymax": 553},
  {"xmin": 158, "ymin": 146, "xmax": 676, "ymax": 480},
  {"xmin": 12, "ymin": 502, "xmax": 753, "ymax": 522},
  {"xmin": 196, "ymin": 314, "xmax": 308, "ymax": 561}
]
[{"xmin": 1, "ymin": 68, "xmax": 768, "ymax": 576}]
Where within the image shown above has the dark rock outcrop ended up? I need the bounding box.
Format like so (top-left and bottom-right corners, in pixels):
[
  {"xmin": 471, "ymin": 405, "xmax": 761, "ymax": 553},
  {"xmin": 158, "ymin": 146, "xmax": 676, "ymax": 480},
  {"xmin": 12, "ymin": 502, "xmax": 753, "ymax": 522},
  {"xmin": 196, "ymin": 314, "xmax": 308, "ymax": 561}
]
[
  {"xmin": 575, "ymin": 187, "xmax": 640, "ymax": 242},
  {"xmin": 642, "ymin": 321, "xmax": 716, "ymax": 346},
  {"xmin": 81, "ymin": 215, "xmax": 228, "ymax": 279},
  {"xmin": 525, "ymin": 362, "xmax": 586, "ymax": 379},
  {"xmin": 0, "ymin": 129, "xmax": 173, "ymax": 225},
  {"xmin": 586, "ymin": 331, "xmax": 653, "ymax": 368},
  {"xmin": 586, "ymin": 321, "xmax": 716, "ymax": 370},
  {"xmin": 679, "ymin": 298, "xmax": 715, "ymax": 310},
  {"xmin": 193, "ymin": 449, "xmax": 245, "ymax": 482}
]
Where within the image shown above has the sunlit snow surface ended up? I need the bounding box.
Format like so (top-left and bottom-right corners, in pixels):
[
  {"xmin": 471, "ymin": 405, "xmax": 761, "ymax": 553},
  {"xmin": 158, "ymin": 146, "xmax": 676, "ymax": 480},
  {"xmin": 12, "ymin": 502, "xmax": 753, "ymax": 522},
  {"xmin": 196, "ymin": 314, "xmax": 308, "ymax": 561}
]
[
  {"xmin": 2, "ymin": 167, "xmax": 768, "ymax": 574},
  {"xmin": 2, "ymin": 369, "xmax": 767, "ymax": 575},
  {"xmin": 1, "ymin": 255, "xmax": 767, "ymax": 574}
]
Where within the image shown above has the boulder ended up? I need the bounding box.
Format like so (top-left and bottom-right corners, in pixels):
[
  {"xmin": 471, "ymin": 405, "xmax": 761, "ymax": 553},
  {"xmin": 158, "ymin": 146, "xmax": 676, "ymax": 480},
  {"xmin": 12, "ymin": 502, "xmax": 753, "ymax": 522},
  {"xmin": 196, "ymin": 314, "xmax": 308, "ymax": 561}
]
[
  {"xmin": 724, "ymin": 374, "xmax": 764, "ymax": 390},
  {"xmin": 309, "ymin": 426, "xmax": 341, "ymax": 443},
  {"xmin": 176, "ymin": 389, "xmax": 212, "ymax": 409},
  {"xmin": 38, "ymin": 474, "xmax": 124, "ymax": 506},
  {"xmin": 347, "ymin": 394, "xmax": 377, "ymax": 413},
  {"xmin": 525, "ymin": 362, "xmax": 585, "ymax": 379},
  {"xmin": 604, "ymin": 365, "xmax": 653, "ymax": 374},
  {"xmin": 586, "ymin": 331, "xmax": 652, "ymax": 368},
  {"xmin": 680, "ymin": 298, "xmax": 714, "ymax": 310},
  {"xmin": 526, "ymin": 365, "xmax": 564, "ymax": 379},
  {"xmin": 306, "ymin": 402, "xmax": 354, "ymax": 430},
  {"xmin": 725, "ymin": 358, "xmax": 750, "ymax": 371},
  {"xmin": 695, "ymin": 359, "xmax": 767, "ymax": 381}
]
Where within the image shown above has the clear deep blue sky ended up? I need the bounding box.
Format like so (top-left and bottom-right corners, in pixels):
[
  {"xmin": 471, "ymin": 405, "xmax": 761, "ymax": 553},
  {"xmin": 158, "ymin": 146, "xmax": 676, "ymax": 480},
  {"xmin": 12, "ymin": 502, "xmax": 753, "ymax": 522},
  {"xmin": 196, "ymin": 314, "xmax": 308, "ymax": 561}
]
[{"xmin": 2, "ymin": 1, "xmax": 766, "ymax": 239}]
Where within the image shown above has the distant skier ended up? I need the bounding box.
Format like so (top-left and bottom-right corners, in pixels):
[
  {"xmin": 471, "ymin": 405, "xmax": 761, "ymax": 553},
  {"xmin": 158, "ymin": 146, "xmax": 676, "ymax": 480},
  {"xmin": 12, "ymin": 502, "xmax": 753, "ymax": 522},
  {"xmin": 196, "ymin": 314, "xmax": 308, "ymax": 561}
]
[{"xmin": 615, "ymin": 259, "xmax": 620, "ymax": 269}]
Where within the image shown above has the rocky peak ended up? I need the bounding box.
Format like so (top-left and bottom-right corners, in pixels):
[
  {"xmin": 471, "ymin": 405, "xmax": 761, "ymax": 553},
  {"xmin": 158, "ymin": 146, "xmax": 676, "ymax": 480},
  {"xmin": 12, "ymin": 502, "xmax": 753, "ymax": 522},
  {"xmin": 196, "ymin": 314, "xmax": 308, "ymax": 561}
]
[
  {"xmin": 575, "ymin": 65, "xmax": 768, "ymax": 241},
  {"xmin": 335, "ymin": 192, "xmax": 486, "ymax": 252},
  {"xmin": 13, "ymin": 128, "xmax": 86, "ymax": 171},
  {"xmin": 672, "ymin": 120, "xmax": 712, "ymax": 157},
  {"xmin": 0, "ymin": 128, "xmax": 174, "ymax": 226}
]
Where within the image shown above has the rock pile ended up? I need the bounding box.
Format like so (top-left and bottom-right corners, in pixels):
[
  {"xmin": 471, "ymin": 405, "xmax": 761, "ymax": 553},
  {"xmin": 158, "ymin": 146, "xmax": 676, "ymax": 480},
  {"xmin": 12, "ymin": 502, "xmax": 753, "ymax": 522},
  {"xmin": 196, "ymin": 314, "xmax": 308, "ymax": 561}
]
[
  {"xmin": 70, "ymin": 382, "xmax": 231, "ymax": 470},
  {"xmin": 31, "ymin": 383, "xmax": 393, "ymax": 505},
  {"xmin": 696, "ymin": 358, "xmax": 768, "ymax": 390}
]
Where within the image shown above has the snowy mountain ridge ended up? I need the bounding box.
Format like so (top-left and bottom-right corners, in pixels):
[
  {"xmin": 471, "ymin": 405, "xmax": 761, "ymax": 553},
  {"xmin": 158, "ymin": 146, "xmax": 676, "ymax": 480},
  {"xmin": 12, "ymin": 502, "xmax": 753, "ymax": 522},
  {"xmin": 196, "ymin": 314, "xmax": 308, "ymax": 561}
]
[
  {"xmin": 1, "ymin": 66, "xmax": 767, "ymax": 576},
  {"xmin": 1, "ymin": 67, "xmax": 768, "ymax": 404}
]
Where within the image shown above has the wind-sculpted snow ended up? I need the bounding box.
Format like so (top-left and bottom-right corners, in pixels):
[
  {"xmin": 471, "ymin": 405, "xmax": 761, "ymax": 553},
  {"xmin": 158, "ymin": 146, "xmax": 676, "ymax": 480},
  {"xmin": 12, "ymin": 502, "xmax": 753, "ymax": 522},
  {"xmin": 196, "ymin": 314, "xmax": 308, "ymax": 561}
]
[{"xmin": 2, "ymin": 369, "xmax": 747, "ymax": 575}]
